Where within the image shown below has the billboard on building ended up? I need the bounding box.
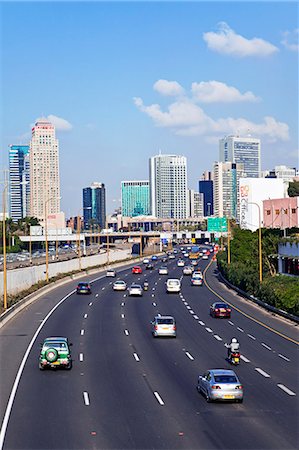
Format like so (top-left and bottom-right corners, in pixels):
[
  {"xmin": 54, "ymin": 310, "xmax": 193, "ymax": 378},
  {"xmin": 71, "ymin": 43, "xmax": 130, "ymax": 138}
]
[{"xmin": 239, "ymin": 178, "xmax": 284, "ymax": 231}]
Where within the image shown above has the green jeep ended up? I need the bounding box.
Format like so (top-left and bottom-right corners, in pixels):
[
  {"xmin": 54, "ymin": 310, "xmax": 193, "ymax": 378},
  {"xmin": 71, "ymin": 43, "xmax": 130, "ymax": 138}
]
[{"xmin": 39, "ymin": 337, "xmax": 72, "ymax": 370}]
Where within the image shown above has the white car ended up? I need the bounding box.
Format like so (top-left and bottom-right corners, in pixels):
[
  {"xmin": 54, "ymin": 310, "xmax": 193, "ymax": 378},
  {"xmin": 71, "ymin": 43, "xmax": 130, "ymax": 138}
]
[
  {"xmin": 168, "ymin": 254, "xmax": 176, "ymax": 259},
  {"xmin": 166, "ymin": 279, "xmax": 181, "ymax": 293},
  {"xmin": 106, "ymin": 269, "xmax": 116, "ymax": 277},
  {"xmin": 151, "ymin": 316, "xmax": 176, "ymax": 338},
  {"xmin": 177, "ymin": 259, "xmax": 185, "ymax": 267},
  {"xmin": 202, "ymin": 254, "xmax": 209, "ymax": 260},
  {"xmin": 113, "ymin": 280, "xmax": 127, "ymax": 291},
  {"xmin": 183, "ymin": 266, "xmax": 193, "ymax": 275},
  {"xmin": 128, "ymin": 284, "xmax": 143, "ymax": 296},
  {"xmin": 159, "ymin": 266, "xmax": 168, "ymax": 275},
  {"xmin": 143, "ymin": 258, "xmax": 150, "ymax": 264}
]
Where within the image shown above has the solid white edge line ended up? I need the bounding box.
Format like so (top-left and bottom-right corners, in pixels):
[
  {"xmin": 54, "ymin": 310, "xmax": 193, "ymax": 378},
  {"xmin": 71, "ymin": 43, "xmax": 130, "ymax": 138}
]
[
  {"xmin": 154, "ymin": 391, "xmax": 165, "ymax": 405},
  {"xmin": 83, "ymin": 391, "xmax": 90, "ymax": 405},
  {"xmin": 278, "ymin": 354, "xmax": 290, "ymax": 362},
  {"xmin": 133, "ymin": 353, "xmax": 140, "ymax": 362},
  {"xmin": 255, "ymin": 368, "xmax": 271, "ymax": 378},
  {"xmin": 277, "ymin": 384, "xmax": 296, "ymax": 396},
  {"xmin": 0, "ymin": 290, "xmax": 76, "ymax": 450},
  {"xmin": 186, "ymin": 352, "xmax": 194, "ymax": 361}
]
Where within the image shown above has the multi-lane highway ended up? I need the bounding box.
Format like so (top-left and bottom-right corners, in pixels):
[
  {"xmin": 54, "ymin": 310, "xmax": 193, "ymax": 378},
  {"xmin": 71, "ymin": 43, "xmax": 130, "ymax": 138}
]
[{"xmin": 0, "ymin": 249, "xmax": 298, "ymax": 449}]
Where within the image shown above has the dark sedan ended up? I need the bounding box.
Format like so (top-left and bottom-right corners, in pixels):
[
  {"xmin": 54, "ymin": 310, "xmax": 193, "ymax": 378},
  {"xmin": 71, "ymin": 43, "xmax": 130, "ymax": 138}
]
[{"xmin": 76, "ymin": 282, "xmax": 91, "ymax": 295}]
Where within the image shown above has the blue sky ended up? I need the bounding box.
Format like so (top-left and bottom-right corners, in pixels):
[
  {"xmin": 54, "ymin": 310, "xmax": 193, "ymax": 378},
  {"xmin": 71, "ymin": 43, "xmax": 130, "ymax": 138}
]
[{"xmin": 1, "ymin": 1, "xmax": 298, "ymax": 216}]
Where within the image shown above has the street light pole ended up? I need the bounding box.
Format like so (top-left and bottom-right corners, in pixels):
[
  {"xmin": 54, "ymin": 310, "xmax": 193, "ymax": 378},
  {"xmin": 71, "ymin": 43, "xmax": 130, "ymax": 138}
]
[
  {"xmin": 248, "ymin": 202, "xmax": 263, "ymax": 283},
  {"xmin": 2, "ymin": 184, "xmax": 8, "ymax": 310}
]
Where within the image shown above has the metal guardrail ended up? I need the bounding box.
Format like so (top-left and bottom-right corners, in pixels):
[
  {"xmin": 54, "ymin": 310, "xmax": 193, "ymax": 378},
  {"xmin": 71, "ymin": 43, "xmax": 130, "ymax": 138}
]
[{"xmin": 218, "ymin": 271, "xmax": 299, "ymax": 325}]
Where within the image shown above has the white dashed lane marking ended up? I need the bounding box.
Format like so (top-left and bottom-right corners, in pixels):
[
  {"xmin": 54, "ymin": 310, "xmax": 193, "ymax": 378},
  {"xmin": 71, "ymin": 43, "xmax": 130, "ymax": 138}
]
[
  {"xmin": 278, "ymin": 354, "xmax": 290, "ymax": 362},
  {"xmin": 262, "ymin": 343, "xmax": 272, "ymax": 351},
  {"xmin": 189, "ymin": 310, "xmax": 195, "ymax": 314},
  {"xmin": 121, "ymin": 314, "xmax": 125, "ymax": 318},
  {"xmin": 277, "ymin": 384, "xmax": 296, "ymax": 396},
  {"xmin": 214, "ymin": 335, "xmax": 222, "ymax": 341},
  {"xmin": 79, "ymin": 353, "xmax": 84, "ymax": 362},
  {"xmin": 255, "ymin": 368, "xmax": 271, "ymax": 378},
  {"xmin": 80, "ymin": 329, "xmax": 85, "ymax": 336},
  {"xmin": 237, "ymin": 327, "xmax": 244, "ymax": 333},
  {"xmin": 240, "ymin": 355, "xmax": 250, "ymax": 363},
  {"xmin": 205, "ymin": 328, "xmax": 213, "ymax": 333},
  {"xmin": 152, "ymin": 302, "xmax": 157, "ymax": 307},
  {"xmin": 228, "ymin": 320, "xmax": 234, "ymax": 326},
  {"xmin": 193, "ymin": 315, "xmax": 199, "ymax": 320},
  {"xmin": 95, "ymin": 294, "xmax": 99, "ymax": 298},
  {"xmin": 154, "ymin": 392, "xmax": 165, "ymax": 406},
  {"xmin": 84, "ymin": 314, "xmax": 88, "ymax": 319},
  {"xmin": 133, "ymin": 353, "xmax": 140, "ymax": 362},
  {"xmin": 186, "ymin": 306, "xmax": 191, "ymax": 310},
  {"xmin": 83, "ymin": 392, "xmax": 90, "ymax": 406},
  {"xmin": 124, "ymin": 329, "xmax": 129, "ymax": 336},
  {"xmin": 185, "ymin": 352, "xmax": 194, "ymax": 361},
  {"xmin": 89, "ymin": 302, "xmax": 93, "ymax": 306},
  {"xmin": 102, "ymin": 287, "xmax": 105, "ymax": 290},
  {"xmin": 247, "ymin": 334, "xmax": 256, "ymax": 340},
  {"xmin": 198, "ymin": 321, "xmax": 205, "ymax": 326}
]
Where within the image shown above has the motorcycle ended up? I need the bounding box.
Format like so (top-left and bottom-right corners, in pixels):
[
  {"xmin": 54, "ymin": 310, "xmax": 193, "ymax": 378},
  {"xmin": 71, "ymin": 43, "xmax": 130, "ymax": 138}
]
[
  {"xmin": 143, "ymin": 282, "xmax": 149, "ymax": 291},
  {"xmin": 229, "ymin": 352, "xmax": 240, "ymax": 365}
]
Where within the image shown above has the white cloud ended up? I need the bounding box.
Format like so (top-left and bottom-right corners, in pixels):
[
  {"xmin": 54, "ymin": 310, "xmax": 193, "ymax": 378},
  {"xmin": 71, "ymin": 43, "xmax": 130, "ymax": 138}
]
[
  {"xmin": 281, "ymin": 29, "xmax": 299, "ymax": 52},
  {"xmin": 153, "ymin": 79, "xmax": 185, "ymax": 96},
  {"xmin": 203, "ymin": 22, "xmax": 279, "ymax": 57},
  {"xmin": 191, "ymin": 80, "xmax": 260, "ymax": 103},
  {"xmin": 47, "ymin": 114, "xmax": 73, "ymax": 131},
  {"xmin": 134, "ymin": 97, "xmax": 289, "ymax": 142}
]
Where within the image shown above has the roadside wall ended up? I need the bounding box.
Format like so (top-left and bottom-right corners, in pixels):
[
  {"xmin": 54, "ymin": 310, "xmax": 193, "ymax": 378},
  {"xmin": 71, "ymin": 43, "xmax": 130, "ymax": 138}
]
[{"xmin": 0, "ymin": 249, "xmax": 131, "ymax": 296}]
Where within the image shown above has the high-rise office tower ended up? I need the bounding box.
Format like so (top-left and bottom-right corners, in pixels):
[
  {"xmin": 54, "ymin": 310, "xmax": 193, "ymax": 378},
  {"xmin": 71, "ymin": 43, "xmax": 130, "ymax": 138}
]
[
  {"xmin": 199, "ymin": 180, "xmax": 213, "ymax": 216},
  {"xmin": 83, "ymin": 182, "xmax": 106, "ymax": 229},
  {"xmin": 219, "ymin": 135, "xmax": 261, "ymax": 178},
  {"xmin": 9, "ymin": 145, "xmax": 30, "ymax": 221},
  {"xmin": 213, "ymin": 161, "xmax": 245, "ymax": 219},
  {"xmin": 29, "ymin": 119, "xmax": 60, "ymax": 221},
  {"xmin": 121, "ymin": 181, "xmax": 150, "ymax": 217},
  {"xmin": 187, "ymin": 190, "xmax": 204, "ymax": 217},
  {"xmin": 149, "ymin": 154, "xmax": 187, "ymax": 219}
]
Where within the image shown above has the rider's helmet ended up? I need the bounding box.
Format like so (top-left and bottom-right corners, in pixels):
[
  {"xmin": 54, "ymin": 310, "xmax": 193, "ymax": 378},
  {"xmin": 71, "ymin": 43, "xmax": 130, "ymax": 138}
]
[{"xmin": 231, "ymin": 337, "xmax": 237, "ymax": 343}]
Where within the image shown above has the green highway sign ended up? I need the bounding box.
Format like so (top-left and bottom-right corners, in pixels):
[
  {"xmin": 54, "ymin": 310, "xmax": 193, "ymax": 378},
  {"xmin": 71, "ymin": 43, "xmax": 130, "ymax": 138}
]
[{"xmin": 207, "ymin": 217, "xmax": 228, "ymax": 232}]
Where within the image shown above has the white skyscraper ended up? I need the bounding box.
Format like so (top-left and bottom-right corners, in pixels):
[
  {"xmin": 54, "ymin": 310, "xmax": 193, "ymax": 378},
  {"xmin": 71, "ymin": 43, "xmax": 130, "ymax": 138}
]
[
  {"xmin": 29, "ymin": 119, "xmax": 60, "ymax": 221},
  {"xmin": 219, "ymin": 135, "xmax": 261, "ymax": 178},
  {"xmin": 213, "ymin": 161, "xmax": 245, "ymax": 219},
  {"xmin": 149, "ymin": 154, "xmax": 187, "ymax": 219}
]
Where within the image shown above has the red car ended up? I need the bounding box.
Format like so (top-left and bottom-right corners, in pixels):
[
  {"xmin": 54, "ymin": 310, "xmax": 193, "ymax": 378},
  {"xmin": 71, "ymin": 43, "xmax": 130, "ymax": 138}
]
[
  {"xmin": 210, "ymin": 302, "xmax": 231, "ymax": 318},
  {"xmin": 132, "ymin": 266, "xmax": 142, "ymax": 274}
]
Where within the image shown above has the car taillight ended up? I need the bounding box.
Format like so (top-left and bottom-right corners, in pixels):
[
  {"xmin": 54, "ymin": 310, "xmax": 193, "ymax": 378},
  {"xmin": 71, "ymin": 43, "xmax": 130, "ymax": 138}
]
[
  {"xmin": 215, "ymin": 308, "xmax": 219, "ymax": 312},
  {"xmin": 235, "ymin": 385, "xmax": 243, "ymax": 390},
  {"xmin": 211, "ymin": 385, "xmax": 221, "ymax": 389},
  {"xmin": 155, "ymin": 325, "xmax": 158, "ymax": 330},
  {"xmin": 227, "ymin": 308, "xmax": 231, "ymax": 312},
  {"xmin": 173, "ymin": 325, "xmax": 176, "ymax": 330}
]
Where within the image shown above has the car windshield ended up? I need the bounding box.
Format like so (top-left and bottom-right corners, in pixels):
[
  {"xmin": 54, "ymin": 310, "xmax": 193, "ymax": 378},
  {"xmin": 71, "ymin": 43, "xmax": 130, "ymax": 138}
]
[
  {"xmin": 215, "ymin": 304, "xmax": 228, "ymax": 308},
  {"xmin": 168, "ymin": 280, "xmax": 179, "ymax": 285},
  {"xmin": 115, "ymin": 281, "xmax": 124, "ymax": 285},
  {"xmin": 157, "ymin": 318, "xmax": 174, "ymax": 325},
  {"xmin": 79, "ymin": 283, "xmax": 88, "ymax": 287},
  {"xmin": 214, "ymin": 375, "xmax": 238, "ymax": 383},
  {"xmin": 43, "ymin": 342, "xmax": 67, "ymax": 350},
  {"xmin": 131, "ymin": 284, "xmax": 141, "ymax": 288}
]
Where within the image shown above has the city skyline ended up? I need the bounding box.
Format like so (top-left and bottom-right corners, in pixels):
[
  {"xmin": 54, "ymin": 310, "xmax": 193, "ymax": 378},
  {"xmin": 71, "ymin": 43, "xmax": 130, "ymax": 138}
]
[{"xmin": 1, "ymin": 1, "xmax": 298, "ymax": 215}]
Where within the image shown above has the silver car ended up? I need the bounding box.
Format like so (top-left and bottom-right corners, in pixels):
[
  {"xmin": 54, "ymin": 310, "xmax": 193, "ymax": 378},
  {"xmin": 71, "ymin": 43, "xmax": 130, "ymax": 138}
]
[
  {"xmin": 151, "ymin": 316, "xmax": 176, "ymax": 338},
  {"xmin": 106, "ymin": 269, "xmax": 116, "ymax": 277},
  {"xmin": 183, "ymin": 265, "xmax": 193, "ymax": 275},
  {"xmin": 113, "ymin": 280, "xmax": 127, "ymax": 291},
  {"xmin": 197, "ymin": 369, "xmax": 243, "ymax": 403},
  {"xmin": 159, "ymin": 266, "xmax": 168, "ymax": 275},
  {"xmin": 128, "ymin": 284, "xmax": 143, "ymax": 296}
]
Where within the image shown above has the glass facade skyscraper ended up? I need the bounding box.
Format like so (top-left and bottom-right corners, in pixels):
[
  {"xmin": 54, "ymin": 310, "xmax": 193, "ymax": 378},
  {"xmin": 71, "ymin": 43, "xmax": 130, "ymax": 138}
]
[
  {"xmin": 219, "ymin": 135, "xmax": 261, "ymax": 178},
  {"xmin": 121, "ymin": 181, "xmax": 150, "ymax": 217},
  {"xmin": 83, "ymin": 182, "xmax": 106, "ymax": 229},
  {"xmin": 199, "ymin": 180, "xmax": 214, "ymax": 217},
  {"xmin": 9, "ymin": 144, "xmax": 30, "ymax": 221}
]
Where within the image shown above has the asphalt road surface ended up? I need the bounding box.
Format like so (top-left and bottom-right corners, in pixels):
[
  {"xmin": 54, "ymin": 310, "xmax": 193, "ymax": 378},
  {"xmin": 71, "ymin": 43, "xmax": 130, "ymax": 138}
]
[{"xmin": 0, "ymin": 251, "xmax": 298, "ymax": 450}]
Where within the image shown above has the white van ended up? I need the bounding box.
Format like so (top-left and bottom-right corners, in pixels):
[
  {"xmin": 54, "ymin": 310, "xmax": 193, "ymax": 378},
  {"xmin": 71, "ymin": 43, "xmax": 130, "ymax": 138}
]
[{"xmin": 166, "ymin": 278, "xmax": 181, "ymax": 293}]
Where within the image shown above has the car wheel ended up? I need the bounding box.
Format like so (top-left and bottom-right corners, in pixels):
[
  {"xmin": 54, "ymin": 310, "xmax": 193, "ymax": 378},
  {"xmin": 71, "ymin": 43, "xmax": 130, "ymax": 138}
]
[
  {"xmin": 39, "ymin": 363, "xmax": 45, "ymax": 370},
  {"xmin": 65, "ymin": 360, "xmax": 72, "ymax": 370},
  {"xmin": 45, "ymin": 348, "xmax": 58, "ymax": 363},
  {"xmin": 237, "ymin": 398, "xmax": 243, "ymax": 404},
  {"xmin": 206, "ymin": 393, "xmax": 211, "ymax": 403}
]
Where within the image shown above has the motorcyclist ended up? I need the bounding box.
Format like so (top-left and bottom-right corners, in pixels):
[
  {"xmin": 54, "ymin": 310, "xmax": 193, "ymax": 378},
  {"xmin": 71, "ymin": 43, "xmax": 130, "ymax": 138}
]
[
  {"xmin": 226, "ymin": 337, "xmax": 240, "ymax": 360},
  {"xmin": 143, "ymin": 280, "xmax": 149, "ymax": 290}
]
